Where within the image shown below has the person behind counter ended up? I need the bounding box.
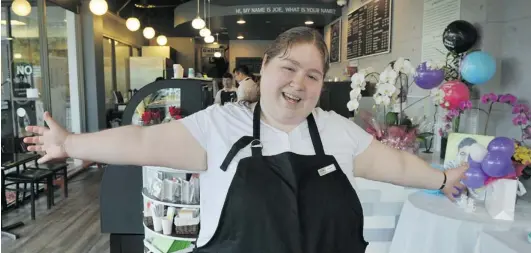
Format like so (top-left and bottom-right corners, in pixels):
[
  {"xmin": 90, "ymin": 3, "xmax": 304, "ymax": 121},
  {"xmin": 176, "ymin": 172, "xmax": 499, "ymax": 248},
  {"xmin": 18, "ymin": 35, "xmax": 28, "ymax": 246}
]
[
  {"xmin": 214, "ymin": 73, "xmax": 238, "ymax": 105},
  {"xmin": 233, "ymin": 65, "xmax": 259, "ymax": 102},
  {"xmin": 24, "ymin": 27, "xmax": 468, "ymax": 253}
]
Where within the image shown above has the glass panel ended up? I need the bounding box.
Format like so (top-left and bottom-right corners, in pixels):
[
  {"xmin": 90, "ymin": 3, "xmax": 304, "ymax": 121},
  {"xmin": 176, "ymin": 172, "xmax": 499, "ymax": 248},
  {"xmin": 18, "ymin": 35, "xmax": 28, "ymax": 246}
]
[
  {"xmin": 46, "ymin": 5, "xmax": 71, "ymax": 131},
  {"xmin": 131, "ymin": 88, "xmax": 181, "ymax": 126},
  {"xmin": 1, "ymin": 7, "xmax": 14, "ymax": 138},
  {"xmin": 103, "ymin": 37, "xmax": 113, "ymax": 109},
  {"xmin": 10, "ymin": 3, "xmax": 42, "ymax": 136},
  {"xmin": 115, "ymin": 41, "xmax": 130, "ymax": 100}
]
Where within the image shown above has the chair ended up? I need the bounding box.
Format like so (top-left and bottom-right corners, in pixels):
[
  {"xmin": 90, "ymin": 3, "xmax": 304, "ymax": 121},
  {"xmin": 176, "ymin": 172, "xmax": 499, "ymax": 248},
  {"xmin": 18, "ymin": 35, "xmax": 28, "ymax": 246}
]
[
  {"xmin": 26, "ymin": 162, "xmax": 69, "ymax": 203},
  {"xmin": 4, "ymin": 169, "xmax": 54, "ymax": 220}
]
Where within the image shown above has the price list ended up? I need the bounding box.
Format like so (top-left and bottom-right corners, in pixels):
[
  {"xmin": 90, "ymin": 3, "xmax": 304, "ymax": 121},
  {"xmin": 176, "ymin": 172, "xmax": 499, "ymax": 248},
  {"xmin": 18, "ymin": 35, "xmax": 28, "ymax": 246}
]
[{"xmin": 347, "ymin": 0, "xmax": 392, "ymax": 59}]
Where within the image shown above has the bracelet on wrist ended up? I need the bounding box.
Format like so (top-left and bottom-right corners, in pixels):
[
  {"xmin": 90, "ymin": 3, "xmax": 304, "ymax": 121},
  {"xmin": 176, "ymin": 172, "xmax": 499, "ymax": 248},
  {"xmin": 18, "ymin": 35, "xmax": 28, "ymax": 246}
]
[{"xmin": 439, "ymin": 171, "xmax": 447, "ymax": 190}]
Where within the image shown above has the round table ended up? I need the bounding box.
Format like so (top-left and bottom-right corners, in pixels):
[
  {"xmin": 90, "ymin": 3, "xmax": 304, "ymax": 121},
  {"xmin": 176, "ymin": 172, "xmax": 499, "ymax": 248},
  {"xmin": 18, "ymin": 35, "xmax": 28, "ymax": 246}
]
[{"xmin": 389, "ymin": 192, "xmax": 531, "ymax": 253}]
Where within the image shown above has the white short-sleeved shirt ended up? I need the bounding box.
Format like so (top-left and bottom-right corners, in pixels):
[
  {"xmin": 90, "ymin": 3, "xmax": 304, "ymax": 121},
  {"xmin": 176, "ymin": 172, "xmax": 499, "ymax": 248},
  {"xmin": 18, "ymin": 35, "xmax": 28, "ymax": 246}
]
[
  {"xmin": 180, "ymin": 103, "xmax": 373, "ymax": 246},
  {"xmin": 236, "ymin": 77, "xmax": 258, "ymax": 101}
]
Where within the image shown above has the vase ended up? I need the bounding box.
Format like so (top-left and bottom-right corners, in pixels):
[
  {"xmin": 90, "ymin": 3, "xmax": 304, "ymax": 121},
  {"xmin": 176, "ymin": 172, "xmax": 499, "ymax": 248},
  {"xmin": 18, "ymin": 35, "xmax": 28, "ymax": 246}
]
[{"xmin": 440, "ymin": 137, "xmax": 448, "ymax": 160}]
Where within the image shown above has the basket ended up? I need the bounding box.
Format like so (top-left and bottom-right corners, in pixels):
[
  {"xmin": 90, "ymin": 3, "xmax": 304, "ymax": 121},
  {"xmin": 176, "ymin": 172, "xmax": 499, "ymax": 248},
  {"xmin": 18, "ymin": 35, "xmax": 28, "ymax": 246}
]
[{"xmin": 174, "ymin": 217, "xmax": 200, "ymax": 236}]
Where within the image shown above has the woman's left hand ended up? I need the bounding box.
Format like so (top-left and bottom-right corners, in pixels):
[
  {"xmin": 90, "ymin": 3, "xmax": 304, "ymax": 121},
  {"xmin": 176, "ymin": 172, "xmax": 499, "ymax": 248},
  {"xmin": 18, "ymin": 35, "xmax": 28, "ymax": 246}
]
[{"xmin": 441, "ymin": 164, "xmax": 468, "ymax": 201}]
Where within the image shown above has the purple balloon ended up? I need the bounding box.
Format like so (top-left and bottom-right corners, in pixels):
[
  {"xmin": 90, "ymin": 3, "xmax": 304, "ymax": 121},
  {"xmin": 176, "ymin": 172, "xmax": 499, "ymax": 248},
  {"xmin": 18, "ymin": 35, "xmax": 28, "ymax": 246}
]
[
  {"xmin": 481, "ymin": 151, "xmax": 513, "ymax": 177},
  {"xmin": 462, "ymin": 165, "xmax": 488, "ymax": 189},
  {"xmin": 414, "ymin": 62, "xmax": 445, "ymax": 89},
  {"xmin": 487, "ymin": 137, "xmax": 515, "ymax": 158},
  {"xmin": 468, "ymin": 155, "xmax": 482, "ymax": 168}
]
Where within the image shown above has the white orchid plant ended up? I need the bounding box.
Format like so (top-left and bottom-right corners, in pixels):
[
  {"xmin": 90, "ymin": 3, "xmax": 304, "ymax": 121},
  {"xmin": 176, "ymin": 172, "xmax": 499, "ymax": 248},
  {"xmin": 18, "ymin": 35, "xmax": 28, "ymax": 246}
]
[{"xmin": 347, "ymin": 57, "xmax": 416, "ymax": 112}]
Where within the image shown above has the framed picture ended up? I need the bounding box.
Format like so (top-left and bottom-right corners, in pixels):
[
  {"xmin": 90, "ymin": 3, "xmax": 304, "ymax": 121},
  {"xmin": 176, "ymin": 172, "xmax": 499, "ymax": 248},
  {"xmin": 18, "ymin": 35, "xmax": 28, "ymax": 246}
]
[{"xmin": 444, "ymin": 133, "xmax": 495, "ymax": 168}]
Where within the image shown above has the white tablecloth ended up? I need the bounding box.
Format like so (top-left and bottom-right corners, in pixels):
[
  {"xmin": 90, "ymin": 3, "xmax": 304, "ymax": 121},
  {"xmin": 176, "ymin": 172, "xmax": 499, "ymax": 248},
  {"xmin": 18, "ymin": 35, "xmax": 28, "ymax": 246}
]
[
  {"xmin": 389, "ymin": 192, "xmax": 531, "ymax": 253},
  {"xmin": 475, "ymin": 228, "xmax": 531, "ymax": 253}
]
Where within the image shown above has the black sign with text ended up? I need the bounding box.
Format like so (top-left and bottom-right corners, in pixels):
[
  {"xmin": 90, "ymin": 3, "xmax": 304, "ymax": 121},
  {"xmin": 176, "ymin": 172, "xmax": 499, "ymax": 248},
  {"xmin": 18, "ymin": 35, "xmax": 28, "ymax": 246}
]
[
  {"xmin": 232, "ymin": 5, "xmax": 339, "ymax": 15},
  {"xmin": 329, "ymin": 19, "xmax": 341, "ymax": 63},
  {"xmin": 347, "ymin": 0, "xmax": 392, "ymax": 59},
  {"xmin": 235, "ymin": 57, "xmax": 263, "ymax": 76}
]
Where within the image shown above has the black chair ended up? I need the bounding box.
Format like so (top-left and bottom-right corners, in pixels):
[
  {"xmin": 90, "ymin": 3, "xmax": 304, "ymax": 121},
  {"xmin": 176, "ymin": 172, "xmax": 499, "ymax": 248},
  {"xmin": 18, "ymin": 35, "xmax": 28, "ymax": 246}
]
[
  {"xmin": 4, "ymin": 169, "xmax": 54, "ymax": 220},
  {"xmin": 26, "ymin": 162, "xmax": 69, "ymax": 203}
]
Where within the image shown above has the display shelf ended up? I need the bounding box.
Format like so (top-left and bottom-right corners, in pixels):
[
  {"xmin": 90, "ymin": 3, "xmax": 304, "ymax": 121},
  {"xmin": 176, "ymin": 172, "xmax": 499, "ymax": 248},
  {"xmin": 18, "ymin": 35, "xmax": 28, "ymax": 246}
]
[
  {"xmin": 142, "ymin": 191, "xmax": 200, "ymax": 208},
  {"xmin": 143, "ymin": 221, "xmax": 197, "ymax": 242},
  {"xmin": 143, "ymin": 165, "xmax": 201, "ymax": 174},
  {"xmin": 143, "ymin": 239, "xmax": 194, "ymax": 253}
]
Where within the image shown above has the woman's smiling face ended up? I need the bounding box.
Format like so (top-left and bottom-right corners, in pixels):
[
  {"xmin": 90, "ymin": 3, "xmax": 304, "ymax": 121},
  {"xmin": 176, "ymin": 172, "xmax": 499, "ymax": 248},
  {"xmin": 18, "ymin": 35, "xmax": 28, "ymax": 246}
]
[{"xmin": 259, "ymin": 43, "xmax": 325, "ymax": 126}]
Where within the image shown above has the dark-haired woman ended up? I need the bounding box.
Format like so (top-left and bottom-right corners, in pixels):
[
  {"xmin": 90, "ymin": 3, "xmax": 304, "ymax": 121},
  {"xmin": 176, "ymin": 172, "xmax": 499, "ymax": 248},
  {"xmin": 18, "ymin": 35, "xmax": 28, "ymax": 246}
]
[{"xmin": 24, "ymin": 27, "xmax": 468, "ymax": 253}]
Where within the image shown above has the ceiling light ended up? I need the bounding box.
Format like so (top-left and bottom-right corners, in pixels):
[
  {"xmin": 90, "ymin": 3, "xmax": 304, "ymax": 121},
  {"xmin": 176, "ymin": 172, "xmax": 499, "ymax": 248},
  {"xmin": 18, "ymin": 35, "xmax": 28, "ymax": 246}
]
[
  {"xmin": 89, "ymin": 0, "xmax": 108, "ymax": 16},
  {"xmin": 126, "ymin": 17, "xmax": 140, "ymax": 31},
  {"xmin": 237, "ymin": 19, "xmax": 246, "ymax": 24},
  {"xmin": 192, "ymin": 16, "xmax": 206, "ymax": 30},
  {"xmin": 14, "ymin": 53, "xmax": 22, "ymax": 59},
  {"xmin": 157, "ymin": 35, "xmax": 168, "ymax": 46},
  {"xmin": 305, "ymin": 20, "xmax": 314, "ymax": 25},
  {"xmin": 11, "ymin": 0, "xmax": 31, "ymax": 17},
  {"xmin": 214, "ymin": 52, "xmax": 221, "ymax": 58},
  {"xmin": 143, "ymin": 27, "xmax": 155, "ymax": 39},
  {"xmin": 204, "ymin": 35, "xmax": 215, "ymax": 43},
  {"xmin": 237, "ymin": 35, "xmax": 244, "ymax": 40},
  {"xmin": 199, "ymin": 27, "xmax": 211, "ymax": 37}
]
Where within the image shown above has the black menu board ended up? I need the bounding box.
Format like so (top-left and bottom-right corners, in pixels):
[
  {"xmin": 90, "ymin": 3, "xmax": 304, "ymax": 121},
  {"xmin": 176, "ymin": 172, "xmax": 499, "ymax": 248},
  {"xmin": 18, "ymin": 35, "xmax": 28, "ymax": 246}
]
[
  {"xmin": 329, "ymin": 19, "xmax": 341, "ymax": 63},
  {"xmin": 347, "ymin": 0, "xmax": 392, "ymax": 59},
  {"xmin": 235, "ymin": 57, "xmax": 263, "ymax": 75}
]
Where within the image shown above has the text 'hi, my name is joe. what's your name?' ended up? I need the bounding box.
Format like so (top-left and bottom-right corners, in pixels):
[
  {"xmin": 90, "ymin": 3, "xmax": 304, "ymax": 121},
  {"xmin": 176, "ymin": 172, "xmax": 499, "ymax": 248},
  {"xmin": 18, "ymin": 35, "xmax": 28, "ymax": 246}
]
[{"xmin": 235, "ymin": 7, "xmax": 337, "ymax": 15}]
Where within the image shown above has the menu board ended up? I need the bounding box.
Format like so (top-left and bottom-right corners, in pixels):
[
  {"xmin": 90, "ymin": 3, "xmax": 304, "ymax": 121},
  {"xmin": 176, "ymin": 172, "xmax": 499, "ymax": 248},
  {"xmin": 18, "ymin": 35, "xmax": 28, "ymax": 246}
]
[
  {"xmin": 347, "ymin": 0, "xmax": 392, "ymax": 59},
  {"xmin": 329, "ymin": 19, "xmax": 341, "ymax": 63},
  {"xmin": 235, "ymin": 57, "xmax": 263, "ymax": 75}
]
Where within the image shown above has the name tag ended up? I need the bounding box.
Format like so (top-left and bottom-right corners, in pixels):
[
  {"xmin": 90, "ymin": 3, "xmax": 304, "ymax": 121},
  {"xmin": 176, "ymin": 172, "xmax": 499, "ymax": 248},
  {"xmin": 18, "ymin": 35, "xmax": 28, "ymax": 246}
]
[{"xmin": 318, "ymin": 164, "xmax": 336, "ymax": 176}]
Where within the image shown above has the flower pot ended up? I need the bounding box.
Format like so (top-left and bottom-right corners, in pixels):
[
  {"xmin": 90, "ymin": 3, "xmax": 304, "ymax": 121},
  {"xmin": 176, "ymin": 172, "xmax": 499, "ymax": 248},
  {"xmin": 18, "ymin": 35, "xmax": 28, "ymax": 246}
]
[{"xmin": 440, "ymin": 137, "xmax": 448, "ymax": 160}]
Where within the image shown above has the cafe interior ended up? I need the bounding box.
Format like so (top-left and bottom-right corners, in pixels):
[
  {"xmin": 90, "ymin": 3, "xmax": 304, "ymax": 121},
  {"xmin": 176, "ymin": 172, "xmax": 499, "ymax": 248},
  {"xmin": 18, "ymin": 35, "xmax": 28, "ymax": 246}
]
[{"xmin": 1, "ymin": 0, "xmax": 531, "ymax": 253}]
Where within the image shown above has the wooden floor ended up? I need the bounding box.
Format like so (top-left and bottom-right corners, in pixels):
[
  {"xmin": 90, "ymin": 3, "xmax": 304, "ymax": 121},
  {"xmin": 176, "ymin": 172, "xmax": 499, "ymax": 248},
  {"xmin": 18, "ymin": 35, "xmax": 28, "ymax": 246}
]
[{"xmin": 1, "ymin": 167, "xmax": 110, "ymax": 253}]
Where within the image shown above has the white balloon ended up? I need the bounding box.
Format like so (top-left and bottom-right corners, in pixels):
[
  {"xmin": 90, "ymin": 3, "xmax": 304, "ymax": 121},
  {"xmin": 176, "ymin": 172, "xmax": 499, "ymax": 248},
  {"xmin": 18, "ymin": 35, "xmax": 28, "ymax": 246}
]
[{"xmin": 469, "ymin": 143, "xmax": 488, "ymax": 162}]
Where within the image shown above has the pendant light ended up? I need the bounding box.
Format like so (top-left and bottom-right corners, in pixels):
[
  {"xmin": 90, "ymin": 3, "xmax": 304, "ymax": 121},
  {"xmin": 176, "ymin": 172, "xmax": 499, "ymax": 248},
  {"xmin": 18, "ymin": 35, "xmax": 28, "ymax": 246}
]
[
  {"xmin": 156, "ymin": 35, "xmax": 167, "ymax": 46},
  {"xmin": 11, "ymin": 0, "xmax": 31, "ymax": 17},
  {"xmin": 143, "ymin": 27, "xmax": 155, "ymax": 39},
  {"xmin": 191, "ymin": 0, "xmax": 205, "ymax": 29},
  {"xmin": 199, "ymin": 0, "xmax": 210, "ymax": 37},
  {"xmin": 89, "ymin": 0, "xmax": 108, "ymax": 16},
  {"xmin": 213, "ymin": 33, "xmax": 219, "ymax": 45},
  {"xmin": 126, "ymin": 17, "xmax": 140, "ymax": 31}
]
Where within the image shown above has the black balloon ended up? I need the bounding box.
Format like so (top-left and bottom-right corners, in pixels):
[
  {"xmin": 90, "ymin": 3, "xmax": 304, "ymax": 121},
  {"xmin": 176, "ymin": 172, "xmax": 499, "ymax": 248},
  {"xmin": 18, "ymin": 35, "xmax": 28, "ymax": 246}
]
[{"xmin": 442, "ymin": 20, "xmax": 478, "ymax": 54}]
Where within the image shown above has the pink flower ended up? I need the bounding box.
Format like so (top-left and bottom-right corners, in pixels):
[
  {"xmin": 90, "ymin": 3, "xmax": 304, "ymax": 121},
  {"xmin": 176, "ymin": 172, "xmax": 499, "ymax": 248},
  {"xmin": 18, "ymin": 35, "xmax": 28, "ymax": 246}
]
[
  {"xmin": 498, "ymin": 94, "xmax": 517, "ymax": 105},
  {"xmin": 438, "ymin": 128, "xmax": 444, "ymax": 136},
  {"xmin": 459, "ymin": 100, "xmax": 472, "ymax": 111},
  {"xmin": 512, "ymin": 104, "xmax": 530, "ymax": 114},
  {"xmin": 512, "ymin": 114, "xmax": 528, "ymax": 126},
  {"xmin": 447, "ymin": 109, "xmax": 460, "ymax": 118},
  {"xmin": 481, "ymin": 93, "xmax": 498, "ymax": 104}
]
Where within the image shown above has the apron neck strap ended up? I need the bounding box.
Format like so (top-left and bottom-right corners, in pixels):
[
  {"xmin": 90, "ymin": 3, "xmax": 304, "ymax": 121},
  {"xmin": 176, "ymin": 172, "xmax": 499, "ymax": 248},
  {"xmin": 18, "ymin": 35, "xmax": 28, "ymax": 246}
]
[{"xmin": 252, "ymin": 102, "xmax": 325, "ymax": 156}]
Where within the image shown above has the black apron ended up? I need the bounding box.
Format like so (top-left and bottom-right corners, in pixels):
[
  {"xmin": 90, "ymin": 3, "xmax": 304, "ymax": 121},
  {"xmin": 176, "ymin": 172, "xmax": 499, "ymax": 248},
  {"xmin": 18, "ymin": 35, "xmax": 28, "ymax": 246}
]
[
  {"xmin": 195, "ymin": 102, "xmax": 367, "ymax": 253},
  {"xmin": 220, "ymin": 90, "xmax": 237, "ymax": 105}
]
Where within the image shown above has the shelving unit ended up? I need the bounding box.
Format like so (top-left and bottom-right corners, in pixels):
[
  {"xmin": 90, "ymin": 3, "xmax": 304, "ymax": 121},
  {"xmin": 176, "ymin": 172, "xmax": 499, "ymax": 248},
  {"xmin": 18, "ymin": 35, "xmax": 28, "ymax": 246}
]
[
  {"xmin": 142, "ymin": 191, "xmax": 200, "ymax": 209},
  {"xmin": 143, "ymin": 239, "xmax": 195, "ymax": 253}
]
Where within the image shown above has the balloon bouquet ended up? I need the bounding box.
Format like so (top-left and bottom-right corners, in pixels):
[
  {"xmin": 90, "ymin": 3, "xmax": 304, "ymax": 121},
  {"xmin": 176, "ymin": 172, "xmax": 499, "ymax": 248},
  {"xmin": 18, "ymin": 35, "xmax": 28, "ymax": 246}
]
[
  {"xmin": 414, "ymin": 19, "xmax": 496, "ymax": 93},
  {"xmin": 463, "ymin": 137, "xmax": 517, "ymax": 190}
]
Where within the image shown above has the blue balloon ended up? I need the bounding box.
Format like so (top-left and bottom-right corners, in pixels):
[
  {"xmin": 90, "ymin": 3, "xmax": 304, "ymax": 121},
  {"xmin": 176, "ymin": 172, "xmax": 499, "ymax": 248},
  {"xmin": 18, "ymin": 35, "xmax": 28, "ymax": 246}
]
[{"xmin": 460, "ymin": 51, "xmax": 496, "ymax": 85}]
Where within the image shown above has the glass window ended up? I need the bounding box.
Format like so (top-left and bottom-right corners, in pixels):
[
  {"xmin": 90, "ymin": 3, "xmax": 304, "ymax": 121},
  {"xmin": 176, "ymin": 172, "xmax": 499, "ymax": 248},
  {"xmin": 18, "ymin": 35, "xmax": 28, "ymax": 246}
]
[
  {"xmin": 103, "ymin": 37, "xmax": 113, "ymax": 109},
  {"xmin": 46, "ymin": 5, "xmax": 71, "ymax": 131},
  {"xmin": 10, "ymin": 3, "xmax": 42, "ymax": 136},
  {"xmin": 115, "ymin": 41, "xmax": 131, "ymax": 98}
]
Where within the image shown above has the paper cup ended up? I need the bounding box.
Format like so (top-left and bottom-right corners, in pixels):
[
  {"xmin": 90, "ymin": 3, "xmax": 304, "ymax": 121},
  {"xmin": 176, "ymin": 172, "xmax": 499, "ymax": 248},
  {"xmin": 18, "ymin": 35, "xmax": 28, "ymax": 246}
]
[
  {"xmin": 161, "ymin": 218, "xmax": 173, "ymax": 235},
  {"xmin": 152, "ymin": 216, "xmax": 163, "ymax": 232}
]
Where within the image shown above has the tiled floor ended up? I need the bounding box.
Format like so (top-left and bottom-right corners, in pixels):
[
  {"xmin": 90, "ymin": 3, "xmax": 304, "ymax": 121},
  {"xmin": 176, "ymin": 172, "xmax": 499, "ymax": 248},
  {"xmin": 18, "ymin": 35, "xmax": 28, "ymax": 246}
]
[{"xmin": 1, "ymin": 167, "xmax": 110, "ymax": 253}]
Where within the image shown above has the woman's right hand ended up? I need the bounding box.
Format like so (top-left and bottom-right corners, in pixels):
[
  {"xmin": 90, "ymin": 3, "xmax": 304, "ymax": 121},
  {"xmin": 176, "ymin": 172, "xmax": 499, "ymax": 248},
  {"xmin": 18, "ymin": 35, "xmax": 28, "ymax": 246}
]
[{"xmin": 23, "ymin": 112, "xmax": 70, "ymax": 163}]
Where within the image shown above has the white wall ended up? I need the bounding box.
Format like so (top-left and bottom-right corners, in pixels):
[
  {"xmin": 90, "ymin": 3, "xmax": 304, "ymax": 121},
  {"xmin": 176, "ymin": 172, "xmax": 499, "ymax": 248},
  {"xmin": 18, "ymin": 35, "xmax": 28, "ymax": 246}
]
[{"xmin": 228, "ymin": 40, "xmax": 273, "ymax": 73}]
